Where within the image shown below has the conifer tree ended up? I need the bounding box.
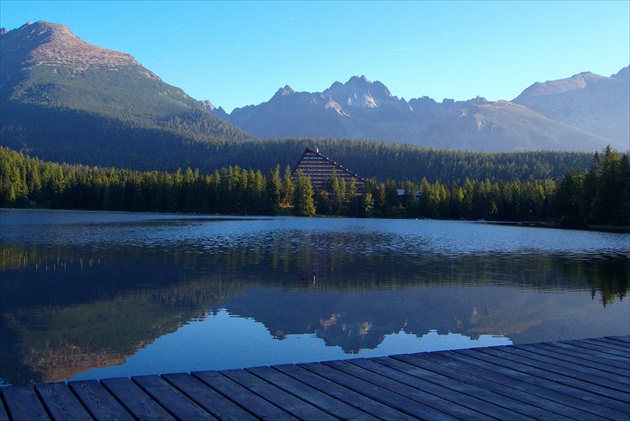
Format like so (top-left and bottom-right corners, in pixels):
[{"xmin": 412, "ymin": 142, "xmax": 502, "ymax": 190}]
[{"xmin": 293, "ymin": 171, "xmax": 316, "ymax": 217}]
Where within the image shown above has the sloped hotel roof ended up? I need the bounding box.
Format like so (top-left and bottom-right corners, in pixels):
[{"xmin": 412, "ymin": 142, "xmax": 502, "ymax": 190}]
[{"xmin": 292, "ymin": 147, "xmax": 366, "ymax": 193}]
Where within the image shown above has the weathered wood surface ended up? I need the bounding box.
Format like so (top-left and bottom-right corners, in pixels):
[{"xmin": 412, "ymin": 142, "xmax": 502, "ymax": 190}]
[{"xmin": 1, "ymin": 336, "xmax": 628, "ymax": 420}]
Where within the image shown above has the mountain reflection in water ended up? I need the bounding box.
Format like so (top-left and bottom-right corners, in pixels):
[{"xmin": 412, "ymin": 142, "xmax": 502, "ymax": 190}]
[{"xmin": 1, "ymin": 209, "xmax": 628, "ymax": 386}]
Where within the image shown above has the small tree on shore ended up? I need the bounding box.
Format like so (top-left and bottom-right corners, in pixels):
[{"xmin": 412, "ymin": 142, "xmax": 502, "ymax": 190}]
[{"xmin": 293, "ymin": 171, "xmax": 316, "ymax": 216}]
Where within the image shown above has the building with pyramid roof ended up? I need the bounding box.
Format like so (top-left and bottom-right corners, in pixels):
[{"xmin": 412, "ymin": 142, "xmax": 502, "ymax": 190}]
[{"xmin": 292, "ymin": 148, "xmax": 366, "ymax": 195}]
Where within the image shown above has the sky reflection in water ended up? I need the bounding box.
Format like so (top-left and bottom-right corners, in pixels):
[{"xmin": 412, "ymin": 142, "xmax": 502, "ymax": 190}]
[{"xmin": 1, "ymin": 209, "xmax": 628, "ymax": 386}]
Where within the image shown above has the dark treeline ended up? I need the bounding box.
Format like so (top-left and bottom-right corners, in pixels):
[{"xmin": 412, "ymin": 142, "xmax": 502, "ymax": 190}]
[
  {"xmin": 1, "ymin": 104, "xmax": 594, "ymax": 183},
  {"xmin": 276, "ymin": 139, "xmax": 595, "ymax": 184},
  {"xmin": 1, "ymin": 146, "xmax": 628, "ymax": 227},
  {"xmin": 553, "ymin": 146, "xmax": 630, "ymax": 228}
]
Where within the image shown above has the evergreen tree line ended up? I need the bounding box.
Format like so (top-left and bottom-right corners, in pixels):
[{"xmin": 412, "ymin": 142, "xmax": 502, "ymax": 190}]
[
  {"xmin": 553, "ymin": 146, "xmax": 630, "ymax": 228},
  {"xmin": 1, "ymin": 146, "xmax": 628, "ymax": 227}
]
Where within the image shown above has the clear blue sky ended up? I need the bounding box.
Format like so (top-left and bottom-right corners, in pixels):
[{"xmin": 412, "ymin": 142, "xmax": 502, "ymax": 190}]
[{"xmin": 1, "ymin": 1, "xmax": 628, "ymax": 112}]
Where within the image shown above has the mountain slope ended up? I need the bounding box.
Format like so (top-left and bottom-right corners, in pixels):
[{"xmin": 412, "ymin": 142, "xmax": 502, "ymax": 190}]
[
  {"xmin": 418, "ymin": 100, "xmax": 615, "ymax": 152},
  {"xmin": 1, "ymin": 21, "xmax": 204, "ymax": 117},
  {"xmin": 214, "ymin": 72, "xmax": 628, "ymax": 152},
  {"xmin": 0, "ymin": 21, "xmax": 251, "ymax": 170},
  {"xmin": 512, "ymin": 68, "xmax": 630, "ymax": 144}
]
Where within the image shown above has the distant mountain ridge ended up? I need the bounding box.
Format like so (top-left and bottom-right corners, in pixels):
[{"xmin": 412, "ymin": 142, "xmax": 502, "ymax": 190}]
[
  {"xmin": 513, "ymin": 70, "xmax": 629, "ymax": 144},
  {"xmin": 0, "ymin": 19, "xmax": 626, "ymax": 173},
  {"xmin": 208, "ymin": 70, "xmax": 629, "ymax": 152}
]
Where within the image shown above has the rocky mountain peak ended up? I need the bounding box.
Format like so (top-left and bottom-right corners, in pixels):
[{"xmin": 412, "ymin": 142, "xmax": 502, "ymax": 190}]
[
  {"xmin": 280, "ymin": 85, "xmax": 296, "ymax": 95},
  {"xmin": 1, "ymin": 20, "xmax": 154, "ymax": 79},
  {"xmin": 271, "ymin": 85, "xmax": 296, "ymax": 100},
  {"xmin": 512, "ymin": 66, "xmax": 629, "ymax": 145},
  {"xmin": 322, "ymin": 75, "xmax": 400, "ymax": 109},
  {"xmin": 469, "ymin": 96, "xmax": 488, "ymax": 104},
  {"xmin": 347, "ymin": 75, "xmax": 371, "ymax": 85},
  {"xmin": 202, "ymin": 100, "xmax": 216, "ymax": 112},
  {"xmin": 514, "ymin": 71, "xmax": 607, "ymax": 100}
]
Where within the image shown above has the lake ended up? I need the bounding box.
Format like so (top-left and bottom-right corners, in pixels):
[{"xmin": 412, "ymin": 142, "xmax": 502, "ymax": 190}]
[{"xmin": 1, "ymin": 209, "xmax": 628, "ymax": 387}]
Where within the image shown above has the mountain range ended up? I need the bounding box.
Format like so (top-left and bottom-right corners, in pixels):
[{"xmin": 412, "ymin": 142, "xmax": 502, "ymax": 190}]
[
  {"xmin": 0, "ymin": 20, "xmax": 627, "ymax": 173},
  {"xmin": 208, "ymin": 72, "xmax": 628, "ymax": 152}
]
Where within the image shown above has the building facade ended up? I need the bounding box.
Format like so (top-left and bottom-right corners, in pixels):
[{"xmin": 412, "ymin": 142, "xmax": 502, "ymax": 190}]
[{"xmin": 292, "ymin": 148, "xmax": 366, "ymax": 195}]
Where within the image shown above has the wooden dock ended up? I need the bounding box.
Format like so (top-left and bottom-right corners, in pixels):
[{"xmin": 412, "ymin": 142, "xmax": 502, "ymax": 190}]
[{"xmin": 1, "ymin": 336, "xmax": 628, "ymax": 420}]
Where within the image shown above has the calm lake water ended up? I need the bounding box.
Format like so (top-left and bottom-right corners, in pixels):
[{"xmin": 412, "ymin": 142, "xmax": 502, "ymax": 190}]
[{"xmin": 1, "ymin": 209, "xmax": 628, "ymax": 386}]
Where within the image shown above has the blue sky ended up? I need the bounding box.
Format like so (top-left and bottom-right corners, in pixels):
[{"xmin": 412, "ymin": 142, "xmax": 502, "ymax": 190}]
[{"xmin": 1, "ymin": 1, "xmax": 628, "ymax": 112}]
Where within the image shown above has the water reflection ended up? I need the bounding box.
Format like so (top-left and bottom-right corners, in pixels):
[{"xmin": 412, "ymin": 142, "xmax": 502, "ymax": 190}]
[{"xmin": 0, "ymin": 209, "xmax": 628, "ymax": 386}]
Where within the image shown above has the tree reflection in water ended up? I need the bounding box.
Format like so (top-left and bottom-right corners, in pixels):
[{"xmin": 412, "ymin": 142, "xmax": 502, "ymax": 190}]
[{"xmin": 1, "ymin": 213, "xmax": 628, "ymax": 386}]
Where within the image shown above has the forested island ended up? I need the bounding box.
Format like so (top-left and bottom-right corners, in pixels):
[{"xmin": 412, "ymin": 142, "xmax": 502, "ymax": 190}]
[{"xmin": 1, "ymin": 146, "xmax": 628, "ymax": 230}]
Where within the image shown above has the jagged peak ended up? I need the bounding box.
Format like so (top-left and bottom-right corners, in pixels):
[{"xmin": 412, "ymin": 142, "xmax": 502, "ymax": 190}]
[
  {"xmin": 468, "ymin": 96, "xmax": 488, "ymax": 104},
  {"xmin": 324, "ymin": 75, "xmax": 389, "ymax": 95},
  {"xmin": 347, "ymin": 75, "xmax": 372, "ymax": 84},
  {"xmin": 277, "ymin": 85, "xmax": 296, "ymax": 95},
  {"xmin": 201, "ymin": 100, "xmax": 216, "ymax": 111}
]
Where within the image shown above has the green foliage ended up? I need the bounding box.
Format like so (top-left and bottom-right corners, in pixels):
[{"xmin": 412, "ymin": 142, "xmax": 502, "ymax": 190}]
[
  {"xmin": 354, "ymin": 176, "xmax": 556, "ymax": 221},
  {"xmin": 0, "ymin": 147, "xmax": 276, "ymax": 215},
  {"xmin": 292, "ymin": 171, "xmax": 316, "ymax": 217},
  {"xmin": 554, "ymin": 147, "xmax": 630, "ymax": 228},
  {"xmin": 2, "ymin": 146, "xmax": 626, "ymax": 227},
  {"xmin": 9, "ymin": 54, "xmax": 209, "ymax": 123}
]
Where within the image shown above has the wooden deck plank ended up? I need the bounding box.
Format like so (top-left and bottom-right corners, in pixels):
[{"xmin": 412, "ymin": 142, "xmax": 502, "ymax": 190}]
[
  {"xmin": 470, "ymin": 347, "xmax": 630, "ymax": 413},
  {"xmin": 387, "ymin": 353, "xmax": 575, "ymax": 420},
  {"xmin": 500, "ymin": 345, "xmax": 630, "ymax": 389},
  {"xmin": 541, "ymin": 340, "xmax": 630, "ymax": 370},
  {"xmin": 0, "ymin": 336, "xmax": 628, "ymax": 420},
  {"xmin": 68, "ymin": 380, "xmax": 134, "ymax": 421},
  {"xmin": 246, "ymin": 365, "xmax": 379, "ymax": 421},
  {"xmin": 101, "ymin": 377, "xmax": 175, "ymax": 421},
  {"xmin": 554, "ymin": 339, "xmax": 630, "ymax": 362},
  {"xmin": 162, "ymin": 372, "xmax": 258, "ymax": 421},
  {"xmin": 193, "ymin": 370, "xmax": 298, "ymax": 421},
  {"xmin": 274, "ymin": 363, "xmax": 405, "ymax": 420},
  {"xmin": 479, "ymin": 346, "xmax": 630, "ymax": 403},
  {"xmin": 331, "ymin": 358, "xmax": 491, "ymax": 420},
  {"xmin": 0, "ymin": 385, "xmax": 50, "ymax": 421},
  {"xmin": 301, "ymin": 360, "xmax": 482, "ymax": 420},
  {"xmin": 450, "ymin": 347, "xmax": 630, "ymax": 420},
  {"xmin": 220, "ymin": 368, "xmax": 337, "ymax": 421},
  {"xmin": 572, "ymin": 339, "xmax": 630, "ymax": 358},
  {"xmin": 132, "ymin": 375, "xmax": 215, "ymax": 420},
  {"xmin": 35, "ymin": 382, "xmax": 92, "ymax": 421},
  {"xmin": 534, "ymin": 342, "xmax": 630, "ymax": 378},
  {"xmin": 585, "ymin": 337, "xmax": 630, "ymax": 353},
  {"xmin": 360, "ymin": 356, "xmax": 532, "ymax": 420},
  {"xmin": 442, "ymin": 350, "xmax": 619, "ymax": 419},
  {"xmin": 609, "ymin": 335, "xmax": 630, "ymax": 343},
  {"xmin": 596, "ymin": 336, "xmax": 627, "ymax": 349},
  {"xmin": 415, "ymin": 350, "xmax": 608, "ymax": 420}
]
